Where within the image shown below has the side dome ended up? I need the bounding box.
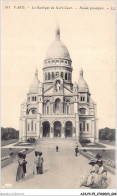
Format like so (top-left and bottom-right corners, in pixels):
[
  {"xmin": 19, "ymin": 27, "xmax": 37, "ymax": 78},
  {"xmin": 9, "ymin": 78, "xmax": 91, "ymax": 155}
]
[
  {"xmin": 29, "ymin": 69, "xmax": 40, "ymax": 93},
  {"xmin": 45, "ymin": 24, "xmax": 71, "ymax": 61},
  {"xmin": 78, "ymin": 68, "xmax": 89, "ymax": 92}
]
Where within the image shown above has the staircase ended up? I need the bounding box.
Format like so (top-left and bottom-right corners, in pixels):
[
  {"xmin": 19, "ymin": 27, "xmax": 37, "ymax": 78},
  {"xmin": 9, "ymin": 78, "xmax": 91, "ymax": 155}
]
[{"xmin": 37, "ymin": 138, "xmax": 81, "ymax": 148}]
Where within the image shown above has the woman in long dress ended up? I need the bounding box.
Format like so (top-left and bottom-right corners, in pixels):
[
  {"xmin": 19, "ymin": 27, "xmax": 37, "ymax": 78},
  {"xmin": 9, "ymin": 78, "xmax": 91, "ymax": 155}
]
[
  {"xmin": 80, "ymin": 159, "xmax": 99, "ymax": 187},
  {"xmin": 23, "ymin": 154, "xmax": 27, "ymax": 179},
  {"xmin": 91, "ymin": 160, "xmax": 108, "ymax": 189},
  {"xmin": 16, "ymin": 153, "xmax": 25, "ymax": 182},
  {"xmin": 38, "ymin": 152, "xmax": 44, "ymax": 174},
  {"xmin": 33, "ymin": 151, "xmax": 39, "ymax": 175}
]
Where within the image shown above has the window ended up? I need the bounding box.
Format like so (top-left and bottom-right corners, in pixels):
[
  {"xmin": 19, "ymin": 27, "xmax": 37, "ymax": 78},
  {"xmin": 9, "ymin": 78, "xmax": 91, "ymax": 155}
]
[
  {"xmin": 87, "ymin": 123, "xmax": 89, "ymax": 131},
  {"xmin": 35, "ymin": 97, "xmax": 36, "ymax": 101},
  {"xmin": 83, "ymin": 97, "xmax": 85, "ymax": 101},
  {"xmin": 32, "ymin": 109, "xmax": 36, "ymax": 114},
  {"xmin": 35, "ymin": 123, "xmax": 36, "ymax": 132},
  {"xmin": 32, "ymin": 96, "xmax": 34, "ymax": 101},
  {"xmin": 52, "ymin": 60, "xmax": 55, "ymax": 63},
  {"xmin": 66, "ymin": 105, "xmax": 70, "ymax": 114},
  {"xmin": 65, "ymin": 61, "xmax": 67, "ymax": 64},
  {"xmin": 48, "ymin": 73, "xmax": 50, "ymax": 80},
  {"xmin": 56, "ymin": 60, "xmax": 59, "ymax": 63},
  {"xmin": 65, "ymin": 73, "xmax": 67, "ymax": 80},
  {"xmin": 61, "ymin": 60, "xmax": 64, "ymax": 63},
  {"xmin": 87, "ymin": 96, "xmax": 89, "ymax": 103},
  {"xmin": 31, "ymin": 121, "xmax": 33, "ymax": 131},
  {"xmin": 48, "ymin": 61, "xmax": 50, "ymax": 63},
  {"xmin": 52, "ymin": 72, "xmax": 54, "ymax": 79},
  {"xmin": 47, "ymin": 106, "xmax": 49, "ymax": 114},
  {"xmin": 68, "ymin": 73, "xmax": 71, "ymax": 81},
  {"xmin": 83, "ymin": 121, "xmax": 85, "ymax": 131},
  {"xmin": 80, "ymin": 96, "xmax": 82, "ymax": 101}
]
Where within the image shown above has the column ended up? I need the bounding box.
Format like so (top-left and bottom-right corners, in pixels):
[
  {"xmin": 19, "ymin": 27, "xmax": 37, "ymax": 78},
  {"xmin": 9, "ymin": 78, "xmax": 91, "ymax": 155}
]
[
  {"xmin": 19, "ymin": 119, "xmax": 22, "ymax": 142},
  {"xmin": 60, "ymin": 102, "xmax": 63, "ymax": 113},
  {"xmin": 75, "ymin": 113, "xmax": 79, "ymax": 142},
  {"xmin": 43, "ymin": 103, "xmax": 46, "ymax": 114},
  {"xmin": 50, "ymin": 102, "xmax": 53, "ymax": 114},
  {"xmin": 50, "ymin": 126, "xmax": 53, "ymax": 138},
  {"xmin": 39, "ymin": 125, "xmax": 43, "ymax": 138},
  {"xmin": 53, "ymin": 102, "xmax": 55, "ymax": 113},
  {"xmin": 91, "ymin": 119, "xmax": 95, "ymax": 143},
  {"xmin": 36, "ymin": 113, "xmax": 40, "ymax": 139},
  {"xmin": 72, "ymin": 127, "xmax": 76, "ymax": 138},
  {"xmin": 95, "ymin": 118, "xmax": 99, "ymax": 143},
  {"xmin": 22, "ymin": 118, "xmax": 26, "ymax": 142},
  {"xmin": 61, "ymin": 126, "xmax": 65, "ymax": 139}
]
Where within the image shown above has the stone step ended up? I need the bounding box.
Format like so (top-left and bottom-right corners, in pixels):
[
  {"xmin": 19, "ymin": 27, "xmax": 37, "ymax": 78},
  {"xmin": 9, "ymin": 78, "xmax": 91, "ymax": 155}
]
[{"xmin": 36, "ymin": 138, "xmax": 81, "ymax": 148}]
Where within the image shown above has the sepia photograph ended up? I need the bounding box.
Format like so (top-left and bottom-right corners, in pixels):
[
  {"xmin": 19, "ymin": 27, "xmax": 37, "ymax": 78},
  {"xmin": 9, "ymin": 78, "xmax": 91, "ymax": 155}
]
[{"xmin": 1, "ymin": 0, "xmax": 116, "ymax": 194}]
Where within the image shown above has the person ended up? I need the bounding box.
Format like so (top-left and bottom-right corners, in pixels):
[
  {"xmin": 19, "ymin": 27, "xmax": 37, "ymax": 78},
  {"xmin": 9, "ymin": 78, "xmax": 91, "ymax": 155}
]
[
  {"xmin": 95, "ymin": 154, "xmax": 102, "ymax": 160},
  {"xmin": 37, "ymin": 152, "xmax": 44, "ymax": 174},
  {"xmin": 91, "ymin": 160, "xmax": 108, "ymax": 189},
  {"xmin": 33, "ymin": 151, "xmax": 39, "ymax": 175},
  {"xmin": 22, "ymin": 154, "xmax": 27, "ymax": 178},
  {"xmin": 16, "ymin": 153, "xmax": 25, "ymax": 182},
  {"xmin": 80, "ymin": 159, "xmax": 99, "ymax": 187},
  {"xmin": 56, "ymin": 146, "xmax": 59, "ymax": 152},
  {"xmin": 75, "ymin": 146, "xmax": 79, "ymax": 156}
]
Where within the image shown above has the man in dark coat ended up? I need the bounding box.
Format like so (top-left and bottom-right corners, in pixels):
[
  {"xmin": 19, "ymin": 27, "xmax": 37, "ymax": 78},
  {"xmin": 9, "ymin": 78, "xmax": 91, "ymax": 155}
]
[
  {"xmin": 23, "ymin": 154, "xmax": 27, "ymax": 174},
  {"xmin": 56, "ymin": 146, "xmax": 59, "ymax": 152},
  {"xmin": 75, "ymin": 146, "xmax": 79, "ymax": 156}
]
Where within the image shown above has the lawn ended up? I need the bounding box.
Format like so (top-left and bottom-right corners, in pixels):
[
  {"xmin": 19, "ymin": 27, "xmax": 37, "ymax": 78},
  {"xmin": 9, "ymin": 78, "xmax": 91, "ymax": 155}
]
[
  {"xmin": 14, "ymin": 142, "xmax": 34, "ymax": 147},
  {"xmin": 1, "ymin": 148, "xmax": 34, "ymax": 158},
  {"xmin": 81, "ymin": 142, "xmax": 105, "ymax": 148},
  {"xmin": 99, "ymin": 140, "xmax": 116, "ymax": 146},
  {"xmin": 87, "ymin": 149, "xmax": 116, "ymax": 161},
  {"xmin": 1, "ymin": 139, "xmax": 18, "ymax": 147}
]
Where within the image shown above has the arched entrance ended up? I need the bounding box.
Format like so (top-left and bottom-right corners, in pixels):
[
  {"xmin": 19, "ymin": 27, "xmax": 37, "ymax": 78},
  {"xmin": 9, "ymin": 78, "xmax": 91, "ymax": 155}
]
[
  {"xmin": 65, "ymin": 121, "xmax": 72, "ymax": 137},
  {"xmin": 54, "ymin": 121, "xmax": 61, "ymax": 137},
  {"xmin": 42, "ymin": 121, "xmax": 50, "ymax": 137}
]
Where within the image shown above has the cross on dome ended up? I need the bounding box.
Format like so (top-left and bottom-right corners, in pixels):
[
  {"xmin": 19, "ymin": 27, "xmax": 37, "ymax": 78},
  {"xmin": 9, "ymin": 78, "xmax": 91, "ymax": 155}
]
[{"xmin": 55, "ymin": 22, "xmax": 60, "ymax": 40}]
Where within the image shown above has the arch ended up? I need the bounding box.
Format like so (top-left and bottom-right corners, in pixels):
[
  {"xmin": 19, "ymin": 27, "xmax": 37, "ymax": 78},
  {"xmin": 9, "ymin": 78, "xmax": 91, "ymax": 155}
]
[
  {"xmin": 55, "ymin": 98, "xmax": 61, "ymax": 114},
  {"xmin": 79, "ymin": 106, "xmax": 89, "ymax": 115},
  {"xmin": 65, "ymin": 121, "xmax": 72, "ymax": 137},
  {"xmin": 42, "ymin": 121, "xmax": 50, "ymax": 137},
  {"xmin": 54, "ymin": 121, "xmax": 61, "ymax": 137}
]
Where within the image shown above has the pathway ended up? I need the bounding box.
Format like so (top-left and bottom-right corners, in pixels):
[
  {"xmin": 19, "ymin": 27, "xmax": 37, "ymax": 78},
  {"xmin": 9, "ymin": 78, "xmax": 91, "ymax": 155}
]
[{"xmin": 1, "ymin": 145, "xmax": 116, "ymax": 189}]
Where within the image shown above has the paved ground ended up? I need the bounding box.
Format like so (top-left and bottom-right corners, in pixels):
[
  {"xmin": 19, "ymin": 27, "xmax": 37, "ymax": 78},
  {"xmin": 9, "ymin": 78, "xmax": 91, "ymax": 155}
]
[{"xmin": 1, "ymin": 145, "xmax": 116, "ymax": 189}]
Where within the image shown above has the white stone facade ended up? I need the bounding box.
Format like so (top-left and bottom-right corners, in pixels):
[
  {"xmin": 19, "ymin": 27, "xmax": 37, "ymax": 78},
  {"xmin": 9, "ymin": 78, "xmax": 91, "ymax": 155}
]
[{"xmin": 19, "ymin": 25, "xmax": 99, "ymax": 143}]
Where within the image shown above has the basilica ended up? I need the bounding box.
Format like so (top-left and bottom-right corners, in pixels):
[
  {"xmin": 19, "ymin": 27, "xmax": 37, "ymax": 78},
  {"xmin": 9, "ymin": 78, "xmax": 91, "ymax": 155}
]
[{"xmin": 19, "ymin": 24, "xmax": 99, "ymax": 143}]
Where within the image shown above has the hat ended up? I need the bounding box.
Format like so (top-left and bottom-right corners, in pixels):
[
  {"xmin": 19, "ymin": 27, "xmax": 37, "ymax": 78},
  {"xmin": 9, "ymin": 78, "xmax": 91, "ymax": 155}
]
[
  {"xmin": 88, "ymin": 159, "xmax": 96, "ymax": 165},
  {"xmin": 96, "ymin": 160, "xmax": 103, "ymax": 164},
  {"xmin": 95, "ymin": 154, "xmax": 102, "ymax": 159}
]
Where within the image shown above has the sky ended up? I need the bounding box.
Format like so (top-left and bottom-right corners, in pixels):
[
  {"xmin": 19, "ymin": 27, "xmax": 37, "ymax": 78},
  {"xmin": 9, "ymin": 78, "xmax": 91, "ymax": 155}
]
[{"xmin": 1, "ymin": 1, "xmax": 116, "ymax": 130}]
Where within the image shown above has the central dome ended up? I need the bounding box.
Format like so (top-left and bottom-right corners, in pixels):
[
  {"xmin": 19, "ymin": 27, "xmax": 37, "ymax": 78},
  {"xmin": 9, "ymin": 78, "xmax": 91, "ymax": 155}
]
[
  {"xmin": 45, "ymin": 24, "xmax": 71, "ymax": 61},
  {"xmin": 45, "ymin": 40, "xmax": 70, "ymax": 60}
]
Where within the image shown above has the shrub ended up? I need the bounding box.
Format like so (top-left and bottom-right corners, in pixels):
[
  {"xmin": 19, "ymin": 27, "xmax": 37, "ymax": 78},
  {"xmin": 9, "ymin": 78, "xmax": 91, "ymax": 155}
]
[
  {"xmin": 80, "ymin": 138, "xmax": 91, "ymax": 144},
  {"xmin": 27, "ymin": 138, "xmax": 36, "ymax": 143},
  {"xmin": 83, "ymin": 149, "xmax": 87, "ymax": 152}
]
